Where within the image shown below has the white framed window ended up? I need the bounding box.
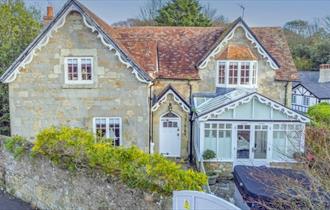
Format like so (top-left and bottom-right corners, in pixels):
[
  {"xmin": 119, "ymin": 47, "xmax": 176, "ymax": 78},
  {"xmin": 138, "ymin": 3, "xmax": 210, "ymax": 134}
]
[
  {"xmin": 93, "ymin": 117, "xmax": 122, "ymax": 146},
  {"xmin": 292, "ymin": 95, "xmax": 297, "ymax": 104},
  {"xmin": 204, "ymin": 122, "xmax": 232, "ymax": 161},
  {"xmin": 216, "ymin": 60, "xmax": 258, "ymax": 88},
  {"xmin": 303, "ymin": 96, "xmax": 310, "ymax": 106},
  {"xmin": 272, "ymin": 123, "xmax": 303, "ymax": 161},
  {"xmin": 64, "ymin": 57, "xmax": 93, "ymax": 84}
]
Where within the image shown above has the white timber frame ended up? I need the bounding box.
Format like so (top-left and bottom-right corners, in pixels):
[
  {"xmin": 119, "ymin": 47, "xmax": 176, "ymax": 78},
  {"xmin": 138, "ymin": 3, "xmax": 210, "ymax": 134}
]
[
  {"xmin": 216, "ymin": 60, "xmax": 258, "ymax": 88},
  {"xmin": 64, "ymin": 57, "xmax": 94, "ymax": 84},
  {"xmin": 93, "ymin": 117, "xmax": 122, "ymax": 146},
  {"xmin": 159, "ymin": 112, "xmax": 182, "ymax": 157},
  {"xmin": 198, "ymin": 93, "xmax": 309, "ymax": 123},
  {"xmin": 198, "ymin": 120, "xmax": 305, "ymax": 166},
  {"xmin": 151, "ymin": 89, "xmax": 190, "ymax": 113},
  {"xmin": 198, "ymin": 21, "xmax": 279, "ymax": 71},
  {"xmin": 292, "ymin": 84, "xmax": 319, "ymax": 113}
]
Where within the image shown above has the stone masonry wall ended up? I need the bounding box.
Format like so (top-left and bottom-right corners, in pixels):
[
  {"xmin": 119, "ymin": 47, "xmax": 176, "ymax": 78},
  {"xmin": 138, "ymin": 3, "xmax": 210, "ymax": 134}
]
[
  {"xmin": 9, "ymin": 12, "xmax": 149, "ymax": 152},
  {"xmin": 196, "ymin": 27, "xmax": 290, "ymax": 105},
  {"xmin": 0, "ymin": 138, "xmax": 170, "ymax": 210}
]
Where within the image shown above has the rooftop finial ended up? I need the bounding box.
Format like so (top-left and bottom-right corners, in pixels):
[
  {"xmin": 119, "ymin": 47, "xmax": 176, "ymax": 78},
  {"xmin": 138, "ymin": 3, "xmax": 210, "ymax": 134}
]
[{"xmin": 238, "ymin": 4, "xmax": 245, "ymax": 19}]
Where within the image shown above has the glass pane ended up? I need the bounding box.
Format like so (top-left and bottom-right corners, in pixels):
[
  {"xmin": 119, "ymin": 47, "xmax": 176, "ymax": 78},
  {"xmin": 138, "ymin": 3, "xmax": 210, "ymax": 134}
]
[
  {"xmin": 95, "ymin": 118, "xmax": 106, "ymax": 138},
  {"xmin": 240, "ymin": 62, "xmax": 250, "ymax": 85},
  {"xmin": 204, "ymin": 128, "xmax": 217, "ymax": 159},
  {"xmin": 229, "ymin": 62, "xmax": 238, "ymax": 84},
  {"xmin": 109, "ymin": 118, "xmax": 120, "ymax": 146},
  {"xmin": 287, "ymin": 131, "xmax": 301, "ymax": 158},
  {"xmin": 272, "ymin": 131, "xmax": 286, "ymax": 161},
  {"xmin": 67, "ymin": 59, "xmax": 78, "ymax": 80},
  {"xmin": 254, "ymin": 130, "xmax": 267, "ymax": 159},
  {"xmin": 218, "ymin": 62, "xmax": 226, "ymax": 84},
  {"xmin": 81, "ymin": 58, "xmax": 92, "ymax": 80},
  {"xmin": 218, "ymin": 129, "xmax": 232, "ymax": 159},
  {"xmin": 237, "ymin": 127, "xmax": 250, "ymax": 159}
]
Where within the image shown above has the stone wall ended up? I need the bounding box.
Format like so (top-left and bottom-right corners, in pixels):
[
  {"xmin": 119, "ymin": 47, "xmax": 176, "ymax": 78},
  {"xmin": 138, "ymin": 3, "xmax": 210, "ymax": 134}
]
[
  {"xmin": 9, "ymin": 12, "xmax": 149, "ymax": 152},
  {"xmin": 0, "ymin": 138, "xmax": 170, "ymax": 210},
  {"xmin": 152, "ymin": 94, "xmax": 190, "ymax": 158}
]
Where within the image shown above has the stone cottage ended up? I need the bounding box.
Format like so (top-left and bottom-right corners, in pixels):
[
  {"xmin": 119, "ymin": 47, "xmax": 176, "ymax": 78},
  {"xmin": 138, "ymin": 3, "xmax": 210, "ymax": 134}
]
[{"xmin": 0, "ymin": 0, "xmax": 309, "ymax": 167}]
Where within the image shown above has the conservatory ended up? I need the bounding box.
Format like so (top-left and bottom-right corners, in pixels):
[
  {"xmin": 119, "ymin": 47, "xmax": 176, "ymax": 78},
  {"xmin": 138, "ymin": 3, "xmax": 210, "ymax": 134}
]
[{"xmin": 193, "ymin": 90, "xmax": 310, "ymax": 166}]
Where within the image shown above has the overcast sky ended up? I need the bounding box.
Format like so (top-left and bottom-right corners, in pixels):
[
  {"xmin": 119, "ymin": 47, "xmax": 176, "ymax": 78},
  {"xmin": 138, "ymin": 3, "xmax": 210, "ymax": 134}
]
[{"xmin": 25, "ymin": 0, "xmax": 330, "ymax": 27}]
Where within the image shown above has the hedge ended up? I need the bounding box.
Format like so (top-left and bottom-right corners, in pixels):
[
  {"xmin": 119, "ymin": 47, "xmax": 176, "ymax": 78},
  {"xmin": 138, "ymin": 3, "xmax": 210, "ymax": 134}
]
[
  {"xmin": 4, "ymin": 127, "xmax": 207, "ymax": 196},
  {"xmin": 307, "ymin": 102, "xmax": 330, "ymax": 126}
]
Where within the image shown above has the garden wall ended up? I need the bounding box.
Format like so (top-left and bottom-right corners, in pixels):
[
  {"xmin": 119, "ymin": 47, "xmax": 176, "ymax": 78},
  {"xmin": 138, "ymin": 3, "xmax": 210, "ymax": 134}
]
[{"xmin": 0, "ymin": 136, "xmax": 170, "ymax": 210}]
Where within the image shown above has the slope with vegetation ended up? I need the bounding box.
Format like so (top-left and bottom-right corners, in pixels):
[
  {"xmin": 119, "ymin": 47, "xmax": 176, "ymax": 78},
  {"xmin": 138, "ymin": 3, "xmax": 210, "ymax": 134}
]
[{"xmin": 4, "ymin": 127, "xmax": 207, "ymax": 196}]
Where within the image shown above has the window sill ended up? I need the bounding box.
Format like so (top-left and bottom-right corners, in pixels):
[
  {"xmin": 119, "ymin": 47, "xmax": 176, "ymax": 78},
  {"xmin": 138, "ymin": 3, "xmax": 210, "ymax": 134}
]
[
  {"xmin": 216, "ymin": 85, "xmax": 258, "ymax": 89},
  {"xmin": 62, "ymin": 83, "xmax": 97, "ymax": 89}
]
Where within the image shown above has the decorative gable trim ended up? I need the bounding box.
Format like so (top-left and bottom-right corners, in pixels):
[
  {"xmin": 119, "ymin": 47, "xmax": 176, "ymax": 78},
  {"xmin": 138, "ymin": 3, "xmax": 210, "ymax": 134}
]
[
  {"xmin": 197, "ymin": 92, "xmax": 309, "ymax": 123},
  {"xmin": 198, "ymin": 18, "xmax": 279, "ymax": 71},
  {"xmin": 292, "ymin": 84, "xmax": 319, "ymax": 99},
  {"xmin": 0, "ymin": 0, "xmax": 151, "ymax": 84},
  {"xmin": 152, "ymin": 85, "xmax": 190, "ymax": 113}
]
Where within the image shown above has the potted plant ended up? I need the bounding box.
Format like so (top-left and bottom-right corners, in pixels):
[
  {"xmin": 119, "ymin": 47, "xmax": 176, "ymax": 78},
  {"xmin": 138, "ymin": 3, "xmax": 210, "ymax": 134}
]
[{"xmin": 202, "ymin": 149, "xmax": 218, "ymax": 185}]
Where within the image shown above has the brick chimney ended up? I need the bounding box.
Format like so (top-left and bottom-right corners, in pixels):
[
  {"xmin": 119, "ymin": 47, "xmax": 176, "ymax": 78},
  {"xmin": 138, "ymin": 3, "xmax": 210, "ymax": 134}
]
[
  {"xmin": 43, "ymin": 5, "xmax": 54, "ymax": 27},
  {"xmin": 319, "ymin": 64, "xmax": 330, "ymax": 83}
]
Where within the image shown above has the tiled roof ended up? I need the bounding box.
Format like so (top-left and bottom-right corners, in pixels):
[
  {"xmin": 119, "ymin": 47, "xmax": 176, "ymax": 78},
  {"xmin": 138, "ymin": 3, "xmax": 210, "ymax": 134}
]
[
  {"xmin": 0, "ymin": 0, "xmax": 297, "ymax": 83},
  {"xmin": 216, "ymin": 44, "xmax": 257, "ymax": 60},
  {"xmin": 293, "ymin": 71, "xmax": 330, "ymax": 99},
  {"xmin": 252, "ymin": 27, "xmax": 298, "ymax": 81},
  {"xmin": 114, "ymin": 26, "xmax": 297, "ymax": 81},
  {"xmin": 115, "ymin": 27, "xmax": 224, "ymax": 79},
  {"xmin": 63, "ymin": 1, "xmax": 299, "ymax": 81}
]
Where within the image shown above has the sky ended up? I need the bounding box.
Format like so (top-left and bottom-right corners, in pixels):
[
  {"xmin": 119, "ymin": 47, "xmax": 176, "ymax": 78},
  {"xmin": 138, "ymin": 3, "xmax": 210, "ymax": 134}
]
[{"xmin": 25, "ymin": 0, "xmax": 330, "ymax": 27}]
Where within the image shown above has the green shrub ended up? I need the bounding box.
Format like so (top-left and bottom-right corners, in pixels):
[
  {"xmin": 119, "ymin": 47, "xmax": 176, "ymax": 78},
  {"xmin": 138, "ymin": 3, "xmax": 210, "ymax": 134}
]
[
  {"xmin": 4, "ymin": 135, "xmax": 30, "ymax": 159},
  {"xmin": 32, "ymin": 127, "xmax": 207, "ymax": 195},
  {"xmin": 307, "ymin": 102, "xmax": 330, "ymax": 126},
  {"xmin": 202, "ymin": 149, "xmax": 216, "ymax": 160},
  {"xmin": 32, "ymin": 127, "xmax": 95, "ymax": 171}
]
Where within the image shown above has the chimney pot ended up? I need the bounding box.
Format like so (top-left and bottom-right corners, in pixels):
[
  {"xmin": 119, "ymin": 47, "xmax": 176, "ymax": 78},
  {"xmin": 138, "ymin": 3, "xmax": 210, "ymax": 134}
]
[
  {"xmin": 43, "ymin": 5, "xmax": 54, "ymax": 27},
  {"xmin": 47, "ymin": 5, "xmax": 54, "ymax": 18},
  {"xmin": 319, "ymin": 64, "xmax": 330, "ymax": 83}
]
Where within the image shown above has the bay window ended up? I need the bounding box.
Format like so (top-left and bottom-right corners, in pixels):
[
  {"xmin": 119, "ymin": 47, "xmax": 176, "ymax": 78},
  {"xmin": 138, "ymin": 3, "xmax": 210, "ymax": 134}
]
[
  {"xmin": 217, "ymin": 60, "xmax": 257, "ymax": 87},
  {"xmin": 65, "ymin": 57, "xmax": 93, "ymax": 84},
  {"xmin": 93, "ymin": 117, "xmax": 122, "ymax": 146}
]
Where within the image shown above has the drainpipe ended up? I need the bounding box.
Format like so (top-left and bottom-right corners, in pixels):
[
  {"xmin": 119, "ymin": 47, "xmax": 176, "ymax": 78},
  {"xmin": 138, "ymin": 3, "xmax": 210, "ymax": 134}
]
[
  {"xmin": 188, "ymin": 80, "xmax": 193, "ymax": 163},
  {"xmin": 284, "ymin": 81, "xmax": 289, "ymax": 107},
  {"xmin": 149, "ymin": 82, "xmax": 155, "ymax": 154}
]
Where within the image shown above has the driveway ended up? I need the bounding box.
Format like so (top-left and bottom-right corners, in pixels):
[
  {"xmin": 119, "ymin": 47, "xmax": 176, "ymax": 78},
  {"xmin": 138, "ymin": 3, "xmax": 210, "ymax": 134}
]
[{"xmin": 0, "ymin": 190, "xmax": 33, "ymax": 210}]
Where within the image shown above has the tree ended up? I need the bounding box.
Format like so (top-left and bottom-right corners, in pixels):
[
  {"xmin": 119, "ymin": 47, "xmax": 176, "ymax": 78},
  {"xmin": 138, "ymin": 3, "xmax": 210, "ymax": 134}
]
[
  {"xmin": 0, "ymin": 0, "xmax": 42, "ymax": 135},
  {"xmin": 155, "ymin": 0, "xmax": 212, "ymax": 26},
  {"xmin": 284, "ymin": 18, "xmax": 330, "ymax": 70},
  {"xmin": 139, "ymin": 0, "xmax": 168, "ymax": 25},
  {"xmin": 202, "ymin": 3, "xmax": 227, "ymax": 27}
]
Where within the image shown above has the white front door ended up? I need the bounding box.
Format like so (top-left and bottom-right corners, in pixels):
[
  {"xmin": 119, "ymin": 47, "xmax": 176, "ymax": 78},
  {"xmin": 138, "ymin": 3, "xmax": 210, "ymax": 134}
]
[
  {"xmin": 235, "ymin": 123, "xmax": 269, "ymax": 166},
  {"xmin": 159, "ymin": 112, "xmax": 181, "ymax": 157}
]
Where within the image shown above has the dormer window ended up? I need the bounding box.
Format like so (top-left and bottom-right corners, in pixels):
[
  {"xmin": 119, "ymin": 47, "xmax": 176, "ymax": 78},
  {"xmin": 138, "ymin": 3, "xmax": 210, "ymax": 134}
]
[
  {"xmin": 217, "ymin": 60, "xmax": 257, "ymax": 88},
  {"xmin": 64, "ymin": 57, "xmax": 93, "ymax": 84}
]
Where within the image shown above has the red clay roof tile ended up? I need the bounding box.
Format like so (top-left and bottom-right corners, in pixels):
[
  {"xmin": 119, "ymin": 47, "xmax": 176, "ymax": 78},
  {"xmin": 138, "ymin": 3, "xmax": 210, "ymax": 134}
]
[
  {"xmin": 80, "ymin": 3, "xmax": 297, "ymax": 81},
  {"xmin": 216, "ymin": 44, "xmax": 257, "ymax": 60}
]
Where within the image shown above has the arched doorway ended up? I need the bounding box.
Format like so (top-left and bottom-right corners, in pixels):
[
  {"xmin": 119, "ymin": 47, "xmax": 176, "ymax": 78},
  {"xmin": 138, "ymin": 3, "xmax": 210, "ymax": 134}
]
[{"xmin": 159, "ymin": 112, "xmax": 181, "ymax": 157}]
